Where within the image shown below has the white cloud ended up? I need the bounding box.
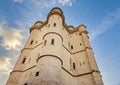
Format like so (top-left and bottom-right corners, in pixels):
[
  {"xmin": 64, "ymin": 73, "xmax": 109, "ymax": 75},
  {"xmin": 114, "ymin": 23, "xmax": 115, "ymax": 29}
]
[
  {"xmin": 0, "ymin": 22, "xmax": 24, "ymax": 50},
  {"xmin": 58, "ymin": 0, "xmax": 73, "ymax": 6},
  {"xmin": 13, "ymin": 0, "xmax": 23, "ymax": 3},
  {"xmin": 0, "ymin": 57, "xmax": 13, "ymax": 75},
  {"xmin": 13, "ymin": 0, "xmax": 74, "ymax": 6},
  {"xmin": 0, "ymin": 57, "xmax": 13, "ymax": 85},
  {"xmin": 90, "ymin": 8, "xmax": 120, "ymax": 40}
]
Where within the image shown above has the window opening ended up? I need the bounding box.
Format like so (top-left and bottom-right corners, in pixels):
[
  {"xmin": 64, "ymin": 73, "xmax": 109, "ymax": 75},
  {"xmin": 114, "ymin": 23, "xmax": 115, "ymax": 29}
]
[
  {"xmin": 22, "ymin": 58, "xmax": 26, "ymax": 64},
  {"xmin": 36, "ymin": 71, "xmax": 39, "ymax": 76},
  {"xmin": 51, "ymin": 39, "xmax": 54, "ymax": 45},
  {"xmin": 30, "ymin": 40, "xmax": 33, "ymax": 45},
  {"xmin": 73, "ymin": 63, "xmax": 75, "ymax": 69},
  {"xmin": 24, "ymin": 83, "xmax": 27, "ymax": 85},
  {"xmin": 71, "ymin": 45, "xmax": 73, "ymax": 49},
  {"xmin": 54, "ymin": 23, "xmax": 56, "ymax": 27},
  {"xmin": 83, "ymin": 61, "xmax": 85, "ymax": 64}
]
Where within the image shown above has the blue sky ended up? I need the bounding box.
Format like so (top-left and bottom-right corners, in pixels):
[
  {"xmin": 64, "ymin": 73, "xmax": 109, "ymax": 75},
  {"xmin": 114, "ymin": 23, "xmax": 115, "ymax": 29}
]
[{"xmin": 0, "ymin": 0, "xmax": 120, "ymax": 85}]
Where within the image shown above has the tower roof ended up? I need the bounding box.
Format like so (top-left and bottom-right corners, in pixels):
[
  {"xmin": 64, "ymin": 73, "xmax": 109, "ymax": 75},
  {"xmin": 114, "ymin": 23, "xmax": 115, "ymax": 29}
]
[{"xmin": 50, "ymin": 7, "xmax": 63, "ymax": 14}]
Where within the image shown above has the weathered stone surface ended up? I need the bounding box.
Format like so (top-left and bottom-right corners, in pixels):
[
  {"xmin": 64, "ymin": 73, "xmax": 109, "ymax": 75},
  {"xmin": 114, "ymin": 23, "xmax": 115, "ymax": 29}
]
[{"xmin": 6, "ymin": 7, "xmax": 104, "ymax": 85}]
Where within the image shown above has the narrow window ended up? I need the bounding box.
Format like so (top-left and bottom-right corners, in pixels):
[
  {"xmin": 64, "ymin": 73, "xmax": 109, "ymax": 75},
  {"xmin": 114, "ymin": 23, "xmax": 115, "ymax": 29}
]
[
  {"xmin": 73, "ymin": 63, "xmax": 75, "ymax": 69},
  {"xmin": 36, "ymin": 71, "xmax": 39, "ymax": 76},
  {"xmin": 30, "ymin": 40, "xmax": 33, "ymax": 45},
  {"xmin": 22, "ymin": 58, "xmax": 26, "ymax": 64},
  {"xmin": 80, "ymin": 63, "xmax": 81, "ymax": 66},
  {"xmin": 44, "ymin": 40, "xmax": 47, "ymax": 46},
  {"xmin": 54, "ymin": 23, "xmax": 56, "ymax": 27},
  {"xmin": 71, "ymin": 45, "xmax": 73, "ymax": 49},
  {"xmin": 51, "ymin": 39, "xmax": 54, "ymax": 45},
  {"xmin": 24, "ymin": 83, "xmax": 27, "ymax": 85},
  {"xmin": 80, "ymin": 43, "xmax": 82, "ymax": 46}
]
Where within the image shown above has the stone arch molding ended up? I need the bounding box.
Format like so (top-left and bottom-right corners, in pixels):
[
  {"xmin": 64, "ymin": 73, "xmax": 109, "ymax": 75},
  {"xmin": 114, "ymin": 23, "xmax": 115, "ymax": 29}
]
[
  {"xmin": 36, "ymin": 54, "xmax": 63, "ymax": 65},
  {"xmin": 42, "ymin": 32, "xmax": 64, "ymax": 42}
]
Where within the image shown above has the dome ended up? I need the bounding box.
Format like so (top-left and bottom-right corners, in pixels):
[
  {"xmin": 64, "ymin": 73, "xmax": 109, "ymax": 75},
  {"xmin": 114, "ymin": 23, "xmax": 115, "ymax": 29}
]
[
  {"xmin": 34, "ymin": 21, "xmax": 43, "ymax": 27},
  {"xmin": 78, "ymin": 24, "xmax": 87, "ymax": 32},
  {"xmin": 50, "ymin": 7, "xmax": 63, "ymax": 14},
  {"xmin": 68, "ymin": 25, "xmax": 74, "ymax": 31}
]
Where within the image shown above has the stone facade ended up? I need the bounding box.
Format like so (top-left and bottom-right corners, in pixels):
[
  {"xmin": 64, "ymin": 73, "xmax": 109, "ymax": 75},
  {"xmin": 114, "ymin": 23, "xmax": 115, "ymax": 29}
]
[{"xmin": 6, "ymin": 7, "xmax": 104, "ymax": 85}]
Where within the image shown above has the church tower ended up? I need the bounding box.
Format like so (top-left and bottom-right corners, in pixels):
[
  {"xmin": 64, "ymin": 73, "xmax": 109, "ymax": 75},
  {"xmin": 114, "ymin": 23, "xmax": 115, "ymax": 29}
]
[{"xmin": 6, "ymin": 7, "xmax": 104, "ymax": 85}]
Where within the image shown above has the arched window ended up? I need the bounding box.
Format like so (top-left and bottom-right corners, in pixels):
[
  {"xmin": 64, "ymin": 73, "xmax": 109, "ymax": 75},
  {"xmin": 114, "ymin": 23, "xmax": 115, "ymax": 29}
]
[
  {"xmin": 30, "ymin": 40, "xmax": 33, "ymax": 45},
  {"xmin": 24, "ymin": 83, "xmax": 27, "ymax": 85},
  {"xmin": 54, "ymin": 23, "xmax": 56, "ymax": 27},
  {"xmin": 35, "ymin": 71, "xmax": 39, "ymax": 76},
  {"xmin": 51, "ymin": 39, "xmax": 54, "ymax": 45},
  {"xmin": 22, "ymin": 57, "xmax": 26, "ymax": 64},
  {"xmin": 73, "ymin": 63, "xmax": 75, "ymax": 69},
  {"xmin": 71, "ymin": 45, "xmax": 73, "ymax": 49}
]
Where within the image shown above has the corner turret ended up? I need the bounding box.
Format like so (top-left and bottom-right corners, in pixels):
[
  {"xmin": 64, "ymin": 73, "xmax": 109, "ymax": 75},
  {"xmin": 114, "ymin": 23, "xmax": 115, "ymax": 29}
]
[{"xmin": 30, "ymin": 21, "xmax": 43, "ymax": 33}]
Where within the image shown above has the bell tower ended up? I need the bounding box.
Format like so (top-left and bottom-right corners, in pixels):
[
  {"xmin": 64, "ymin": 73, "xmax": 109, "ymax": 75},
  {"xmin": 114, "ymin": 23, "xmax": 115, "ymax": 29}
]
[{"xmin": 6, "ymin": 7, "xmax": 104, "ymax": 85}]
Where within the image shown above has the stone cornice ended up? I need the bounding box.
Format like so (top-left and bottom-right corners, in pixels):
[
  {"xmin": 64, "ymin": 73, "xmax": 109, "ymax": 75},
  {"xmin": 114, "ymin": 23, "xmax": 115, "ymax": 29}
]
[
  {"xmin": 21, "ymin": 39, "xmax": 92, "ymax": 54},
  {"xmin": 10, "ymin": 65, "xmax": 36, "ymax": 75},
  {"xmin": 62, "ymin": 67, "xmax": 100, "ymax": 77},
  {"xmin": 10, "ymin": 64, "xmax": 100, "ymax": 78},
  {"xmin": 62, "ymin": 44, "xmax": 92, "ymax": 54},
  {"xmin": 21, "ymin": 42, "xmax": 43, "ymax": 53}
]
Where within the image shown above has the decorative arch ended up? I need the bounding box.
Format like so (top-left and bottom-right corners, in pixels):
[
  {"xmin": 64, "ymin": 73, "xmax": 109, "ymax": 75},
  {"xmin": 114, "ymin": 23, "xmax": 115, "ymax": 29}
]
[
  {"xmin": 36, "ymin": 54, "xmax": 63, "ymax": 65},
  {"xmin": 43, "ymin": 32, "xmax": 63, "ymax": 42}
]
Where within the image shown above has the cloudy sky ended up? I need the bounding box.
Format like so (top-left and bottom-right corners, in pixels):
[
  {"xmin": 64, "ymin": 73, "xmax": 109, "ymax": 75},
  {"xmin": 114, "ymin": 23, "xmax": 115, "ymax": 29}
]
[{"xmin": 0, "ymin": 0, "xmax": 120, "ymax": 85}]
